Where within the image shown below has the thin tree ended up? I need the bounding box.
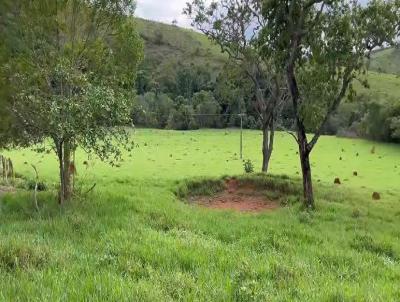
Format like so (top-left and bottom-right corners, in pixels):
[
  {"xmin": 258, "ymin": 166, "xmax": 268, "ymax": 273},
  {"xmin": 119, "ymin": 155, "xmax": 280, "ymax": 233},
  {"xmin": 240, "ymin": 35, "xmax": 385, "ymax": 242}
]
[
  {"xmin": 259, "ymin": 0, "xmax": 399, "ymax": 208},
  {"xmin": 184, "ymin": 0, "xmax": 288, "ymax": 173},
  {"xmin": 2, "ymin": 0, "xmax": 143, "ymax": 204}
]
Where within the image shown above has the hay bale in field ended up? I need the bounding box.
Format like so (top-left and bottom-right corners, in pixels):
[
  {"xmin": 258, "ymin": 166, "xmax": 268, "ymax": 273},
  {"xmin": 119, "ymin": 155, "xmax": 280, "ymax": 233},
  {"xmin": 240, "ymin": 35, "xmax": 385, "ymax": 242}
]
[
  {"xmin": 372, "ymin": 192, "xmax": 381, "ymax": 200},
  {"xmin": 334, "ymin": 178, "xmax": 341, "ymax": 185}
]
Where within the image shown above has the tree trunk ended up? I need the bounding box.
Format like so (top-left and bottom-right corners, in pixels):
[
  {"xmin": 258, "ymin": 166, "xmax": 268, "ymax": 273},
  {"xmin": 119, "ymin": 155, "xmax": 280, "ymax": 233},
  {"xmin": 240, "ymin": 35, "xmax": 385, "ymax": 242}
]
[
  {"xmin": 297, "ymin": 125, "xmax": 314, "ymax": 209},
  {"xmin": 261, "ymin": 118, "xmax": 274, "ymax": 173},
  {"xmin": 286, "ymin": 58, "xmax": 315, "ymax": 209},
  {"xmin": 57, "ymin": 140, "xmax": 72, "ymax": 204},
  {"xmin": 62, "ymin": 142, "xmax": 72, "ymax": 201}
]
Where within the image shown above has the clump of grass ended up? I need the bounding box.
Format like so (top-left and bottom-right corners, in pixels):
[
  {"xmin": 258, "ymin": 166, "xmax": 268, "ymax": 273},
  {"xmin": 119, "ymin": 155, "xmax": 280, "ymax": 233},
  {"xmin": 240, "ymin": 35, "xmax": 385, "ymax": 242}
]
[
  {"xmin": 174, "ymin": 178, "xmax": 225, "ymax": 199},
  {"xmin": 237, "ymin": 173, "xmax": 302, "ymax": 196},
  {"xmin": 232, "ymin": 261, "xmax": 267, "ymax": 301},
  {"xmin": 351, "ymin": 234, "xmax": 397, "ymax": 260},
  {"xmin": 298, "ymin": 211, "xmax": 314, "ymax": 224},
  {"xmin": 0, "ymin": 241, "xmax": 49, "ymax": 271},
  {"xmin": 351, "ymin": 208, "xmax": 361, "ymax": 218}
]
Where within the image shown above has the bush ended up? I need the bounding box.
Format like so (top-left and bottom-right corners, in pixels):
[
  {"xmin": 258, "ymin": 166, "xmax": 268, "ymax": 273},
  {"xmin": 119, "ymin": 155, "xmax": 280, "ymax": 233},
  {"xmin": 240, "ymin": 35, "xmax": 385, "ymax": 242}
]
[
  {"xmin": 243, "ymin": 160, "xmax": 254, "ymax": 174},
  {"xmin": 26, "ymin": 179, "xmax": 47, "ymax": 191},
  {"xmin": 167, "ymin": 104, "xmax": 198, "ymax": 130}
]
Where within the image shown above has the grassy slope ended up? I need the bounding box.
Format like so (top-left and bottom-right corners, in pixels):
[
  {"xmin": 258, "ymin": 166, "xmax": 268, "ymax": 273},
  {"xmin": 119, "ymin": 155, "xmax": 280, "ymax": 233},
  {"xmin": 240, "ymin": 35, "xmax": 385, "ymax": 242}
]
[
  {"xmin": 370, "ymin": 47, "xmax": 400, "ymax": 76},
  {"xmin": 1, "ymin": 129, "xmax": 400, "ymax": 301},
  {"xmin": 354, "ymin": 71, "xmax": 400, "ymax": 101}
]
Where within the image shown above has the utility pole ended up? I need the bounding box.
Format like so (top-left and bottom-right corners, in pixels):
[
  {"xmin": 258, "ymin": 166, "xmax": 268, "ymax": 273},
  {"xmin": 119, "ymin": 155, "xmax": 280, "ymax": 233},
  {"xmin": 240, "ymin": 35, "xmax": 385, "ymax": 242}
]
[{"xmin": 239, "ymin": 114, "xmax": 243, "ymax": 159}]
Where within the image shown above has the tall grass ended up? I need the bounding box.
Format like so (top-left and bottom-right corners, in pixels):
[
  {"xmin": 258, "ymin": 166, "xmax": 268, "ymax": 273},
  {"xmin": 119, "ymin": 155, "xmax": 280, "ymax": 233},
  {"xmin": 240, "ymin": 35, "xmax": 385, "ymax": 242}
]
[{"xmin": 1, "ymin": 129, "xmax": 399, "ymax": 301}]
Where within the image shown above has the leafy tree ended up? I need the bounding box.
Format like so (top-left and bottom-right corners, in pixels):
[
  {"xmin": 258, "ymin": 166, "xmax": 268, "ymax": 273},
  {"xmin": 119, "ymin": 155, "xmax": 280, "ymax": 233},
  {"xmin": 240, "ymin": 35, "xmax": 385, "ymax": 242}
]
[
  {"xmin": 185, "ymin": 0, "xmax": 288, "ymax": 173},
  {"xmin": 2, "ymin": 0, "xmax": 143, "ymax": 203},
  {"xmin": 133, "ymin": 92, "xmax": 174, "ymax": 128},
  {"xmin": 259, "ymin": 0, "xmax": 399, "ymax": 208},
  {"xmin": 192, "ymin": 91, "xmax": 221, "ymax": 128},
  {"xmin": 136, "ymin": 69, "xmax": 152, "ymax": 95},
  {"xmin": 175, "ymin": 64, "xmax": 212, "ymax": 99},
  {"xmin": 167, "ymin": 105, "xmax": 198, "ymax": 130}
]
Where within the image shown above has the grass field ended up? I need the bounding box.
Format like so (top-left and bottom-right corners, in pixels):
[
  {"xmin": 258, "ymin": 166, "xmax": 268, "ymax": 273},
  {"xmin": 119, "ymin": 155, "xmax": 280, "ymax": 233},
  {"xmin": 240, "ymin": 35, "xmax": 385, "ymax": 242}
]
[{"xmin": 1, "ymin": 129, "xmax": 400, "ymax": 301}]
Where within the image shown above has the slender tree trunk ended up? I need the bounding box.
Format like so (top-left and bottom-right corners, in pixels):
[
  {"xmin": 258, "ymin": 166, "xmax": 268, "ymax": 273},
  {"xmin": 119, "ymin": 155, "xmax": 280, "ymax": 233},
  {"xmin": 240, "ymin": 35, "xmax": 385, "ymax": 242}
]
[
  {"xmin": 261, "ymin": 118, "xmax": 275, "ymax": 173},
  {"xmin": 62, "ymin": 142, "xmax": 72, "ymax": 201},
  {"xmin": 287, "ymin": 58, "xmax": 315, "ymax": 209},
  {"xmin": 56, "ymin": 140, "xmax": 72, "ymax": 204},
  {"xmin": 297, "ymin": 124, "xmax": 314, "ymax": 209},
  {"xmin": 57, "ymin": 141, "xmax": 64, "ymax": 205}
]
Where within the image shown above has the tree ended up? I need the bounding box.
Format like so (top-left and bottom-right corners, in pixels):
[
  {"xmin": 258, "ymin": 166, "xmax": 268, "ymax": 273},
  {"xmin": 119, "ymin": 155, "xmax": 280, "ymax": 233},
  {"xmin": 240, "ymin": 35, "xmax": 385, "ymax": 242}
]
[
  {"xmin": 184, "ymin": 0, "xmax": 287, "ymax": 173},
  {"xmin": 192, "ymin": 91, "xmax": 221, "ymax": 128},
  {"xmin": 2, "ymin": 0, "xmax": 143, "ymax": 204},
  {"xmin": 259, "ymin": 0, "xmax": 399, "ymax": 208},
  {"xmin": 167, "ymin": 104, "xmax": 198, "ymax": 130}
]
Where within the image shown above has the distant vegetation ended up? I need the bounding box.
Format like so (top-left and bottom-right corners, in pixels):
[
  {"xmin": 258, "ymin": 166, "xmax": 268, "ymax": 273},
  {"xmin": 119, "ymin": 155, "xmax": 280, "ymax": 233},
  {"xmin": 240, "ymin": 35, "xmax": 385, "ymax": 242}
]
[{"xmin": 133, "ymin": 18, "xmax": 400, "ymax": 144}]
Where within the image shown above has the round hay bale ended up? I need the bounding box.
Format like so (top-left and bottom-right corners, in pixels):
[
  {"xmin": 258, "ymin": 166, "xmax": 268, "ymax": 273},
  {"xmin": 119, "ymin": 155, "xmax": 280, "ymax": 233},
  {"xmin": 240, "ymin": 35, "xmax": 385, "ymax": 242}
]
[{"xmin": 372, "ymin": 192, "xmax": 381, "ymax": 200}]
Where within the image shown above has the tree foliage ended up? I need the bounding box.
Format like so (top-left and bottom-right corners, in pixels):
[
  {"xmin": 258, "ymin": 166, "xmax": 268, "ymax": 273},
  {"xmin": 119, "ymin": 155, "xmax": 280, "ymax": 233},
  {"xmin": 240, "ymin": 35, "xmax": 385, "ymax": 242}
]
[
  {"xmin": 1, "ymin": 0, "xmax": 143, "ymax": 203},
  {"xmin": 258, "ymin": 0, "xmax": 400, "ymax": 207}
]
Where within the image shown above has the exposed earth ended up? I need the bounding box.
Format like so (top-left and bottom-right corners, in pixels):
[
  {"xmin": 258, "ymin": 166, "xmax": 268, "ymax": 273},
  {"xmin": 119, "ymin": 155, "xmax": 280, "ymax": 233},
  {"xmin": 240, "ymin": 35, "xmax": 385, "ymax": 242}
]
[{"xmin": 190, "ymin": 178, "xmax": 280, "ymax": 212}]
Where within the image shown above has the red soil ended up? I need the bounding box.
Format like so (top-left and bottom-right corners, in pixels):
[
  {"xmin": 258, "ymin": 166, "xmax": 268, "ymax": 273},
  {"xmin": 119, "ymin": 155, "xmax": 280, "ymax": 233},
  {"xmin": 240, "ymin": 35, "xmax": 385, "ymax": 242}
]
[{"xmin": 190, "ymin": 179, "xmax": 279, "ymax": 213}]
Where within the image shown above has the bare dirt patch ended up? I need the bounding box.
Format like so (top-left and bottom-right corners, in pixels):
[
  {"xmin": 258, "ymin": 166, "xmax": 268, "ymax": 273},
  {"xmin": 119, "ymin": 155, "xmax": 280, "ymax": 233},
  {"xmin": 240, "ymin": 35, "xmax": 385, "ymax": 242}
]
[{"xmin": 189, "ymin": 178, "xmax": 279, "ymax": 213}]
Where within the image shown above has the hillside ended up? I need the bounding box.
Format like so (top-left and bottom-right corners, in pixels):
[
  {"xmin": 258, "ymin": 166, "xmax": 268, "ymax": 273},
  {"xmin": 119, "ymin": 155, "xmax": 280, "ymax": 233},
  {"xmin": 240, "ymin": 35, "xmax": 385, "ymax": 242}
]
[
  {"xmin": 136, "ymin": 18, "xmax": 226, "ymax": 77},
  {"xmin": 136, "ymin": 19, "xmax": 400, "ymax": 102},
  {"xmin": 355, "ymin": 71, "xmax": 400, "ymax": 100},
  {"xmin": 369, "ymin": 47, "xmax": 400, "ymax": 75}
]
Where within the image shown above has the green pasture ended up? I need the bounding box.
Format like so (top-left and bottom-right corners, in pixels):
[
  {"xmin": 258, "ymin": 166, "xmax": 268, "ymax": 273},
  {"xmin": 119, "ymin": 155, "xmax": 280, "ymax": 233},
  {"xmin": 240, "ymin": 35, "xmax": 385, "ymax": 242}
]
[{"xmin": 1, "ymin": 129, "xmax": 400, "ymax": 301}]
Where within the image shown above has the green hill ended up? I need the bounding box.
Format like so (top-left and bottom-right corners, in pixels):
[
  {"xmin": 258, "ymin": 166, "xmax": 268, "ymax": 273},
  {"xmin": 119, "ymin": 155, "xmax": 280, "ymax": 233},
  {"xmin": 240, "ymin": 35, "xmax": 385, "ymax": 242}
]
[
  {"xmin": 369, "ymin": 47, "xmax": 400, "ymax": 75},
  {"xmin": 136, "ymin": 18, "xmax": 226, "ymax": 76},
  {"xmin": 136, "ymin": 19, "xmax": 399, "ymax": 101},
  {"xmin": 355, "ymin": 71, "xmax": 400, "ymax": 101}
]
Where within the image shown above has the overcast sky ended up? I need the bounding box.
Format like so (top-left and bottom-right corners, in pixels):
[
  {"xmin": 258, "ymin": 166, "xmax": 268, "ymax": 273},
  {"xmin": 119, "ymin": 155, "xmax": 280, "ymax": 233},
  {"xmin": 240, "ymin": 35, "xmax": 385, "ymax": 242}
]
[
  {"xmin": 136, "ymin": 0, "xmax": 194, "ymax": 29},
  {"xmin": 136, "ymin": 0, "xmax": 369, "ymax": 29}
]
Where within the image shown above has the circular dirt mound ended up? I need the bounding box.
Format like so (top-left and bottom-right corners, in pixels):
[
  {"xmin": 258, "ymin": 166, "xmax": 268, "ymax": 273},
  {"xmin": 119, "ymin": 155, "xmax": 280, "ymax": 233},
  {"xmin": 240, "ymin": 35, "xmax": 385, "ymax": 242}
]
[{"xmin": 190, "ymin": 178, "xmax": 279, "ymax": 213}]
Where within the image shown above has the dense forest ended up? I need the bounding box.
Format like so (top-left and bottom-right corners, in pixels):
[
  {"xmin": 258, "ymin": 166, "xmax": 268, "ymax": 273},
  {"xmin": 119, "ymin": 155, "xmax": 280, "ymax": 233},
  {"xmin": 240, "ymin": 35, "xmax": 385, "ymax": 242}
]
[{"xmin": 133, "ymin": 18, "xmax": 400, "ymax": 143}]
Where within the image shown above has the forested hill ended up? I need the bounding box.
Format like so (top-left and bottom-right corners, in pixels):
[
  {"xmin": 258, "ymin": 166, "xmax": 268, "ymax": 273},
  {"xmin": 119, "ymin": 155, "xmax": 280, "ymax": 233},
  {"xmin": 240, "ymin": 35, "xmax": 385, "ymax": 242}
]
[
  {"xmin": 136, "ymin": 18, "xmax": 226, "ymax": 79},
  {"xmin": 135, "ymin": 18, "xmax": 399, "ymax": 98}
]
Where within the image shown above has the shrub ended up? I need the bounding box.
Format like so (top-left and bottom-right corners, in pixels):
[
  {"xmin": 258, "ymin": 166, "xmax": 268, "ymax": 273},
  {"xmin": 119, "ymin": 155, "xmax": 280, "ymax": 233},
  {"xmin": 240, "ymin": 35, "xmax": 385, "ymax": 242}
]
[
  {"xmin": 243, "ymin": 160, "xmax": 254, "ymax": 174},
  {"xmin": 26, "ymin": 179, "xmax": 47, "ymax": 191}
]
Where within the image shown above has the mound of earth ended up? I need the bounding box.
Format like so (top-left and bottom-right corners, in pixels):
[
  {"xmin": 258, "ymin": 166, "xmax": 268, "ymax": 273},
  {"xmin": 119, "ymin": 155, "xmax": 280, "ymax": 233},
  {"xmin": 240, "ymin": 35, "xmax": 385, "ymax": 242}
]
[{"xmin": 189, "ymin": 178, "xmax": 279, "ymax": 212}]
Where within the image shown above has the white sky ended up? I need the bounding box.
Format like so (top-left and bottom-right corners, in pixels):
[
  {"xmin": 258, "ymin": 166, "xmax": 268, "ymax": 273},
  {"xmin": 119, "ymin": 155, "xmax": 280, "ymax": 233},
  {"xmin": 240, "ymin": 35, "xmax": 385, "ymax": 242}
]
[
  {"xmin": 136, "ymin": 0, "xmax": 194, "ymax": 29},
  {"xmin": 136, "ymin": 0, "xmax": 370, "ymax": 29}
]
